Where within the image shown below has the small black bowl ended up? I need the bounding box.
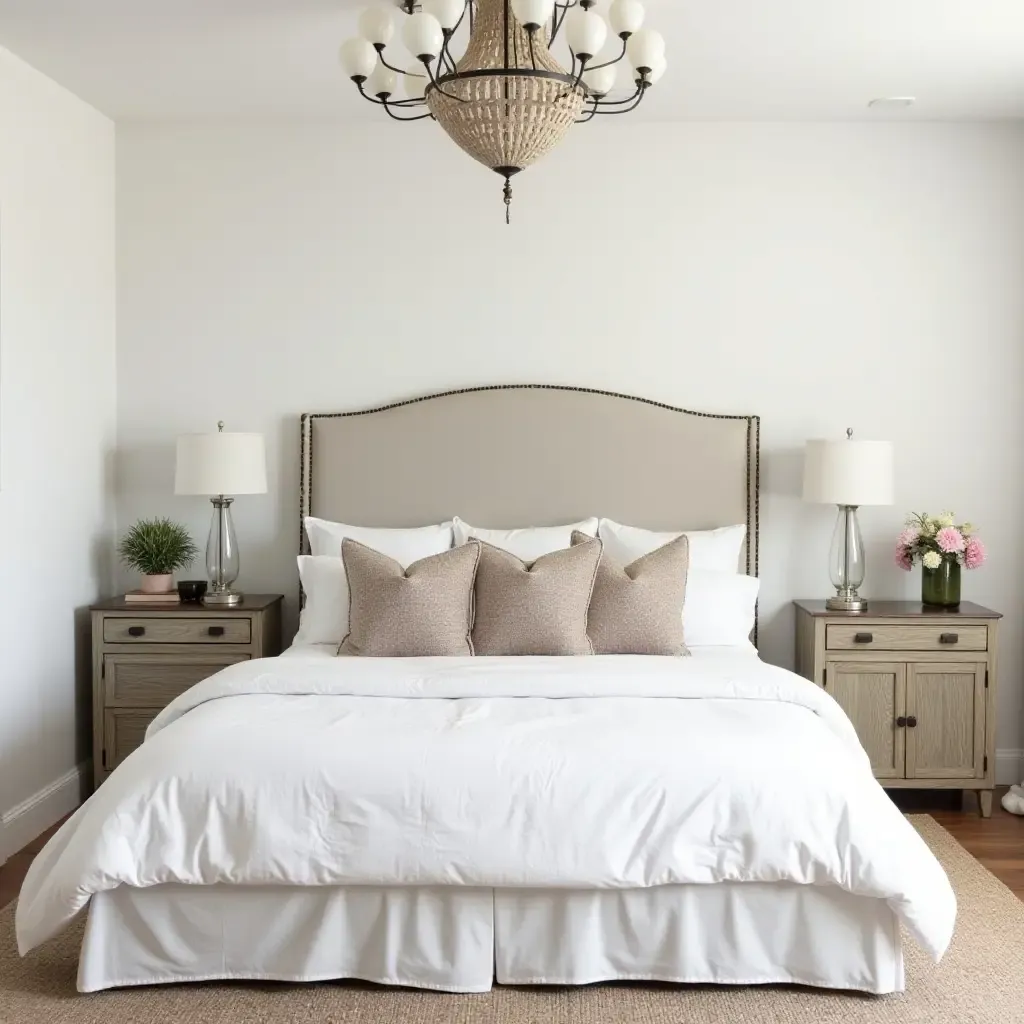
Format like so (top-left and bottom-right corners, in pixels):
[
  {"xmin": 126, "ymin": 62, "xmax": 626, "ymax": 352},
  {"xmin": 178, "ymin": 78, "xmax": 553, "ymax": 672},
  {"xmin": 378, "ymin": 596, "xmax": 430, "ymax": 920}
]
[{"xmin": 177, "ymin": 580, "xmax": 208, "ymax": 603}]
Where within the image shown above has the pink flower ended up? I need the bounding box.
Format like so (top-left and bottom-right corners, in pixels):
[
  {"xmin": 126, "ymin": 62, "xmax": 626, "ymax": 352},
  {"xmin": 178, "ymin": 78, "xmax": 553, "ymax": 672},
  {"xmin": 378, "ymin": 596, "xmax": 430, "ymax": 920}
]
[
  {"xmin": 897, "ymin": 527, "xmax": 919, "ymax": 548},
  {"xmin": 895, "ymin": 544, "xmax": 912, "ymax": 571},
  {"xmin": 964, "ymin": 537, "xmax": 986, "ymax": 570},
  {"xmin": 936, "ymin": 526, "xmax": 965, "ymax": 554}
]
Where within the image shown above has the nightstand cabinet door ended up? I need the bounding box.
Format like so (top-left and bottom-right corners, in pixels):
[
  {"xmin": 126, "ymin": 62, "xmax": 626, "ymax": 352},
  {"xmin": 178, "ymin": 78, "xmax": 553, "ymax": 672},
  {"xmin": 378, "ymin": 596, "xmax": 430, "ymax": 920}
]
[
  {"xmin": 905, "ymin": 662, "xmax": 986, "ymax": 780},
  {"xmin": 103, "ymin": 709, "xmax": 161, "ymax": 771},
  {"xmin": 825, "ymin": 661, "xmax": 906, "ymax": 778}
]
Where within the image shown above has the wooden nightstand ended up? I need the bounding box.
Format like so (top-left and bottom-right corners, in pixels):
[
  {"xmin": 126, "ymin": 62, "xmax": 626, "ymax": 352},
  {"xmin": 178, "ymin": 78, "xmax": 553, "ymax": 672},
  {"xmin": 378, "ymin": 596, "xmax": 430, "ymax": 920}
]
[
  {"xmin": 794, "ymin": 600, "xmax": 1001, "ymax": 817},
  {"xmin": 91, "ymin": 594, "xmax": 283, "ymax": 789}
]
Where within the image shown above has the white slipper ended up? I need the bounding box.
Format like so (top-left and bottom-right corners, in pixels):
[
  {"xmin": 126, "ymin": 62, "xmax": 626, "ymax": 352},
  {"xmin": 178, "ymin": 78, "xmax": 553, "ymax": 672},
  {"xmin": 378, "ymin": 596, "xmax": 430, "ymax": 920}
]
[{"xmin": 1001, "ymin": 790, "xmax": 1024, "ymax": 815}]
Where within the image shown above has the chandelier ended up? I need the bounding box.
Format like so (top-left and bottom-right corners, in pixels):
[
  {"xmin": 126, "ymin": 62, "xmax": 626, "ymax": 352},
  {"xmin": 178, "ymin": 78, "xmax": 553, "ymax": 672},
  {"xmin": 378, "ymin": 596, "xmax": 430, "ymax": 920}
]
[{"xmin": 339, "ymin": 0, "xmax": 666, "ymax": 221}]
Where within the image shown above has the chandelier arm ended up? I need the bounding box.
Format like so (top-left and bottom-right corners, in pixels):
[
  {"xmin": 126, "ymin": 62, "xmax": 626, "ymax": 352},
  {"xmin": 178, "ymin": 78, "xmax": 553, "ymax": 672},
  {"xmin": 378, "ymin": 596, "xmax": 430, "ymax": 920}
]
[
  {"xmin": 441, "ymin": 3, "xmax": 470, "ymax": 74},
  {"xmin": 438, "ymin": 33, "xmax": 456, "ymax": 75},
  {"xmin": 592, "ymin": 82, "xmax": 648, "ymax": 114},
  {"xmin": 356, "ymin": 83, "xmax": 427, "ymax": 109},
  {"xmin": 528, "ymin": 31, "xmax": 537, "ymax": 71},
  {"xmin": 381, "ymin": 98, "xmax": 435, "ymax": 121},
  {"xmin": 575, "ymin": 98, "xmax": 599, "ymax": 123},
  {"xmin": 584, "ymin": 39, "xmax": 628, "ymax": 72},
  {"xmin": 553, "ymin": 55, "xmax": 587, "ymax": 102},
  {"xmin": 426, "ymin": 61, "xmax": 469, "ymax": 102},
  {"xmin": 377, "ymin": 50, "xmax": 426, "ymax": 77},
  {"xmin": 549, "ymin": 1, "xmax": 577, "ymax": 45},
  {"xmin": 589, "ymin": 82, "xmax": 644, "ymax": 106}
]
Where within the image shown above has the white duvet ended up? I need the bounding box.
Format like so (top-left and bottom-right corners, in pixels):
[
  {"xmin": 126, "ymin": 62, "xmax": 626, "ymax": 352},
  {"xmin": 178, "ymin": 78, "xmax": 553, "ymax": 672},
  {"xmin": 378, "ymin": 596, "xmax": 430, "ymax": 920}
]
[{"xmin": 17, "ymin": 653, "xmax": 955, "ymax": 960}]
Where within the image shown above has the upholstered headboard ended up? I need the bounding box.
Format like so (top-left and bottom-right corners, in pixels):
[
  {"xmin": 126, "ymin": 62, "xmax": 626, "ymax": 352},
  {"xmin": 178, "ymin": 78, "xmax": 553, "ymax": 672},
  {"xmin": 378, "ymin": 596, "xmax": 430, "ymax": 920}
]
[{"xmin": 300, "ymin": 385, "xmax": 760, "ymax": 576}]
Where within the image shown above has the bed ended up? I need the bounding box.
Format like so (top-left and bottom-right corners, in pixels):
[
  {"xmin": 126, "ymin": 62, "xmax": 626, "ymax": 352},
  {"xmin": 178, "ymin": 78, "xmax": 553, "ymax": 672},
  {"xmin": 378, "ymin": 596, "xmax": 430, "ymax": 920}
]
[{"xmin": 16, "ymin": 386, "xmax": 954, "ymax": 995}]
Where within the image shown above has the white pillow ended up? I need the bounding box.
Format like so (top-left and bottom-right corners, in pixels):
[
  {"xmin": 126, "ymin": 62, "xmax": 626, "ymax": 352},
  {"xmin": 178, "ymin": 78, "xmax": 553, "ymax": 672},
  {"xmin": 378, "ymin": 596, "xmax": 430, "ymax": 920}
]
[
  {"xmin": 295, "ymin": 555, "xmax": 347, "ymax": 646},
  {"xmin": 684, "ymin": 570, "xmax": 760, "ymax": 647},
  {"xmin": 296, "ymin": 520, "xmax": 454, "ymax": 646},
  {"xmin": 304, "ymin": 517, "xmax": 453, "ymax": 559},
  {"xmin": 452, "ymin": 516, "xmax": 598, "ymax": 562},
  {"xmin": 598, "ymin": 519, "xmax": 746, "ymax": 574}
]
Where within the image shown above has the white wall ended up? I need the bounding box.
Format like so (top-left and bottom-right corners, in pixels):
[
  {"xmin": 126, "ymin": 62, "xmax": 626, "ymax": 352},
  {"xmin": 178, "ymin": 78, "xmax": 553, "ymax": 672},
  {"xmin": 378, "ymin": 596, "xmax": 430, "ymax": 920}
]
[
  {"xmin": 0, "ymin": 47, "xmax": 117, "ymax": 858},
  {"xmin": 116, "ymin": 120, "xmax": 1024, "ymax": 773}
]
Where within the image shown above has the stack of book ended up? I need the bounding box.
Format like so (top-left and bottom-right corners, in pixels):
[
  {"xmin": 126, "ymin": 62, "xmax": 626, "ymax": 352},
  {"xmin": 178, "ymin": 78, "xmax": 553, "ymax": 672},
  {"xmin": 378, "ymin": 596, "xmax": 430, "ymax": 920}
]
[{"xmin": 124, "ymin": 590, "xmax": 180, "ymax": 604}]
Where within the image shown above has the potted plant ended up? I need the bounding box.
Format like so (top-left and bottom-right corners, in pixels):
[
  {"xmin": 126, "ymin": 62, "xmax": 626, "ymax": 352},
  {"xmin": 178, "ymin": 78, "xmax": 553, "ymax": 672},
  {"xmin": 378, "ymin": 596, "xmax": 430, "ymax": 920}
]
[
  {"xmin": 119, "ymin": 518, "xmax": 199, "ymax": 594},
  {"xmin": 894, "ymin": 512, "xmax": 986, "ymax": 608}
]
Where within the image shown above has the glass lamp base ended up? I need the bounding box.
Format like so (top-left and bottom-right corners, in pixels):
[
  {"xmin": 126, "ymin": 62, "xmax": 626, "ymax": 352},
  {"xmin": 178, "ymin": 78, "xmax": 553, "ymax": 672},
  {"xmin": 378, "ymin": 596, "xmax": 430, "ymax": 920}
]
[
  {"xmin": 203, "ymin": 590, "xmax": 243, "ymax": 607},
  {"xmin": 826, "ymin": 594, "xmax": 868, "ymax": 612}
]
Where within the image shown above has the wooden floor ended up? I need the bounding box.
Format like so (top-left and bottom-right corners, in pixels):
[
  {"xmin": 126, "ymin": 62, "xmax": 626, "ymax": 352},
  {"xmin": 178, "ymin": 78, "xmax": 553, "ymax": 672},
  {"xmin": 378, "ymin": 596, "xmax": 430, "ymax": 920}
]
[{"xmin": 3, "ymin": 790, "xmax": 1024, "ymax": 909}]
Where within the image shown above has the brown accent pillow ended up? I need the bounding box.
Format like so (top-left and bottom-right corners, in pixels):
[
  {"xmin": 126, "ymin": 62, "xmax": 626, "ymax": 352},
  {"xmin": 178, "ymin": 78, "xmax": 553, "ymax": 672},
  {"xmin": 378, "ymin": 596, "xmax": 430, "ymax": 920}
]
[
  {"xmin": 572, "ymin": 530, "xmax": 691, "ymax": 656},
  {"xmin": 339, "ymin": 539, "xmax": 480, "ymax": 657},
  {"xmin": 472, "ymin": 538, "xmax": 602, "ymax": 656}
]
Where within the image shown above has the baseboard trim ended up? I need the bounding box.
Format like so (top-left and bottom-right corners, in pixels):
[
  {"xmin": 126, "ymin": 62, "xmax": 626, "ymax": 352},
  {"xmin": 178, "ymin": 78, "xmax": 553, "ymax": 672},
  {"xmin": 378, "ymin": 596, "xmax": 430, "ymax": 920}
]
[
  {"xmin": 996, "ymin": 749, "xmax": 1024, "ymax": 786},
  {"xmin": 1, "ymin": 762, "xmax": 88, "ymax": 861}
]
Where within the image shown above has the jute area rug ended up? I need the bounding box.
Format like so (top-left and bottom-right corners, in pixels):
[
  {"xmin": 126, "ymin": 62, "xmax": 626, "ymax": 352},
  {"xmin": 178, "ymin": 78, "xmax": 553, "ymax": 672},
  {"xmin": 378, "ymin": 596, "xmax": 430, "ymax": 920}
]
[{"xmin": 1, "ymin": 815, "xmax": 1021, "ymax": 1024}]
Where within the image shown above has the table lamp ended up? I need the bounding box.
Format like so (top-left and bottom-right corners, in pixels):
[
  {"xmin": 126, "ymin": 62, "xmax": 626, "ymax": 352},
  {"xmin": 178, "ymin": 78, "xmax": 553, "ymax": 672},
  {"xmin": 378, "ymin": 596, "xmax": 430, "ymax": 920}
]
[
  {"xmin": 803, "ymin": 429, "xmax": 894, "ymax": 612},
  {"xmin": 175, "ymin": 422, "xmax": 267, "ymax": 606}
]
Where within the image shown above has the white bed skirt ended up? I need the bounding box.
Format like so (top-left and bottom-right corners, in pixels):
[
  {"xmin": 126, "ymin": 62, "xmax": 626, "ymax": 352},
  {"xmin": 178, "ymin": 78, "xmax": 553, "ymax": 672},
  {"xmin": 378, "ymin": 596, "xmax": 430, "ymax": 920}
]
[{"xmin": 78, "ymin": 882, "xmax": 904, "ymax": 995}]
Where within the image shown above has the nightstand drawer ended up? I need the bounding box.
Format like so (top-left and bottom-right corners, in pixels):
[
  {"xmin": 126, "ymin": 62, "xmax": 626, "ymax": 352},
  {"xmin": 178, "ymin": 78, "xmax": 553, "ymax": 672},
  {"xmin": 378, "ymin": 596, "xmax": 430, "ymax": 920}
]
[
  {"xmin": 104, "ymin": 653, "xmax": 250, "ymax": 706},
  {"xmin": 826, "ymin": 623, "xmax": 987, "ymax": 652},
  {"xmin": 103, "ymin": 617, "xmax": 252, "ymax": 645}
]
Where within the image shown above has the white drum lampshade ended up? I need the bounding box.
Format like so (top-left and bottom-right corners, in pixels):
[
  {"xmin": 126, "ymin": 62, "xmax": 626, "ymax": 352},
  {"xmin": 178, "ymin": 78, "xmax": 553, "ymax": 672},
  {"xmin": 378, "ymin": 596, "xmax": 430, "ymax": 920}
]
[
  {"xmin": 803, "ymin": 438, "xmax": 894, "ymax": 507},
  {"xmin": 803, "ymin": 430, "xmax": 894, "ymax": 612},
  {"xmin": 175, "ymin": 423, "xmax": 267, "ymax": 606}
]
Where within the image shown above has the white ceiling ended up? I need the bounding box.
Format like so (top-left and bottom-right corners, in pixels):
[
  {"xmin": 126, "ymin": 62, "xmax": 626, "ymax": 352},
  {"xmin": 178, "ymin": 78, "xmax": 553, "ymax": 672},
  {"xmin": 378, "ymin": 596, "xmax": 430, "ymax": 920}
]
[{"xmin": 0, "ymin": 0, "xmax": 1022, "ymax": 121}]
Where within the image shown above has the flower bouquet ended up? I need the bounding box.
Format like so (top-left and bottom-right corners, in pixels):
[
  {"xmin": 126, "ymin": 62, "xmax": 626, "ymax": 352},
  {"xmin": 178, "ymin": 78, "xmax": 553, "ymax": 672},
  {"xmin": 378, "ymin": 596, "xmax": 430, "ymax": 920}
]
[{"xmin": 895, "ymin": 512, "xmax": 986, "ymax": 608}]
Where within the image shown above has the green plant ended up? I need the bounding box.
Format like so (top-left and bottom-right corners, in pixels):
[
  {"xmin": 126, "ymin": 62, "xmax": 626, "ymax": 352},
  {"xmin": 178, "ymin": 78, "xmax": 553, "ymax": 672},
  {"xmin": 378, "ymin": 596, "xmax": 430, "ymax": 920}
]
[{"xmin": 118, "ymin": 518, "xmax": 199, "ymax": 576}]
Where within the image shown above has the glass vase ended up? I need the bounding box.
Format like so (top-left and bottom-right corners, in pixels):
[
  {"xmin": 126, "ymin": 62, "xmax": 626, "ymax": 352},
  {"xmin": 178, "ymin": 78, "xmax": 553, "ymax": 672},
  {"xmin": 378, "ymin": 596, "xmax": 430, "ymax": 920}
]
[{"xmin": 921, "ymin": 556, "xmax": 961, "ymax": 608}]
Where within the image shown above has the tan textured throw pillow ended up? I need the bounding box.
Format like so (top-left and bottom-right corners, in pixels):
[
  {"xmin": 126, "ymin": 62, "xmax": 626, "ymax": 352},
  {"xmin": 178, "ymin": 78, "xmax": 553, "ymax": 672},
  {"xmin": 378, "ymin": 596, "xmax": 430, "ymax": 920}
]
[
  {"xmin": 572, "ymin": 530, "xmax": 691, "ymax": 656},
  {"xmin": 339, "ymin": 539, "xmax": 480, "ymax": 657},
  {"xmin": 472, "ymin": 538, "xmax": 602, "ymax": 656}
]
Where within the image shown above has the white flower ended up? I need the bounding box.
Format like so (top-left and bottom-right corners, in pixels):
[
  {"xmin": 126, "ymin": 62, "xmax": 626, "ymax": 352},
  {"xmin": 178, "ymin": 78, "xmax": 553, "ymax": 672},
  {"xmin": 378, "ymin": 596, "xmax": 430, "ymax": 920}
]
[
  {"xmin": 961, "ymin": 522, "xmax": 974, "ymax": 537},
  {"xmin": 922, "ymin": 550, "xmax": 942, "ymax": 569},
  {"xmin": 937, "ymin": 512, "xmax": 955, "ymax": 528}
]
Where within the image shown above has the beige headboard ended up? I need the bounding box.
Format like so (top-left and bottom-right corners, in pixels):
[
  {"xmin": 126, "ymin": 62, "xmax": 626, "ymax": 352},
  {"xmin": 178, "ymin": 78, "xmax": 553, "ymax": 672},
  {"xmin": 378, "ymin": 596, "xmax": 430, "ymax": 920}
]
[{"xmin": 300, "ymin": 385, "xmax": 760, "ymax": 577}]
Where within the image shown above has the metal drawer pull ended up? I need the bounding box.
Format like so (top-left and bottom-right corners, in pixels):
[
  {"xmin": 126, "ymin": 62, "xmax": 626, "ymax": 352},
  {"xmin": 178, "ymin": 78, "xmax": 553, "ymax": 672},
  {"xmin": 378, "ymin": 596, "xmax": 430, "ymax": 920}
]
[
  {"xmin": 906, "ymin": 716, "xmax": 918, "ymax": 728},
  {"xmin": 896, "ymin": 716, "xmax": 907, "ymax": 728},
  {"xmin": 853, "ymin": 632, "xmax": 873, "ymax": 644},
  {"xmin": 207, "ymin": 626, "xmax": 225, "ymax": 637},
  {"xmin": 939, "ymin": 633, "xmax": 959, "ymax": 645},
  {"xmin": 127, "ymin": 626, "xmax": 145, "ymax": 637}
]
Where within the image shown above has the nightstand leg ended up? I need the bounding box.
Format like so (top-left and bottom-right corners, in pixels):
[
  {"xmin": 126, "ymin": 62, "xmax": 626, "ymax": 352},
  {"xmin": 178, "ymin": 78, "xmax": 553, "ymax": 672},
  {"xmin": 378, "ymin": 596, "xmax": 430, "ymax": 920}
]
[{"xmin": 978, "ymin": 789, "xmax": 994, "ymax": 818}]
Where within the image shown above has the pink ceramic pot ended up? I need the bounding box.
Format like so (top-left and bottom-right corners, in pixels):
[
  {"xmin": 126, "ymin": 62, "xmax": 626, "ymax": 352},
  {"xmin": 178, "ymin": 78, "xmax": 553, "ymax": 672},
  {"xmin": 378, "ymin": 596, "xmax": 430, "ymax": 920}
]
[{"xmin": 140, "ymin": 573, "xmax": 174, "ymax": 595}]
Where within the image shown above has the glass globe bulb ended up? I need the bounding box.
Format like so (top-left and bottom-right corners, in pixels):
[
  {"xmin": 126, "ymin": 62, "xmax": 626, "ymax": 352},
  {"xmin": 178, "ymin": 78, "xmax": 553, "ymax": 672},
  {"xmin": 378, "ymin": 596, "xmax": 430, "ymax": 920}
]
[
  {"xmin": 626, "ymin": 27, "xmax": 664, "ymax": 70},
  {"xmin": 565, "ymin": 9, "xmax": 608, "ymax": 59},
  {"xmin": 366, "ymin": 63, "xmax": 398, "ymax": 98},
  {"xmin": 359, "ymin": 7, "xmax": 395, "ymax": 46},
  {"xmin": 645, "ymin": 53, "xmax": 666, "ymax": 85},
  {"xmin": 403, "ymin": 11, "xmax": 444, "ymax": 59},
  {"xmin": 423, "ymin": 0, "xmax": 466, "ymax": 31},
  {"xmin": 609, "ymin": 0, "xmax": 644, "ymax": 37},
  {"xmin": 339, "ymin": 38, "xmax": 378, "ymax": 80},
  {"xmin": 511, "ymin": 0, "xmax": 556, "ymax": 29},
  {"xmin": 583, "ymin": 63, "xmax": 617, "ymax": 97}
]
